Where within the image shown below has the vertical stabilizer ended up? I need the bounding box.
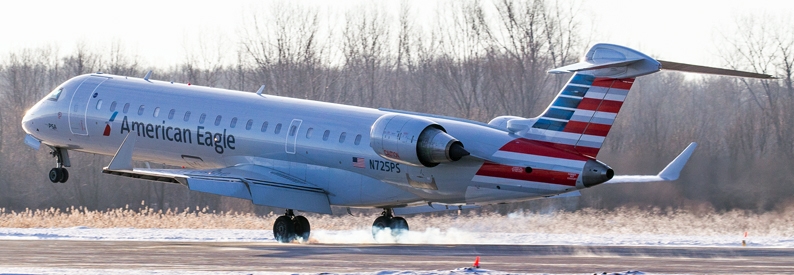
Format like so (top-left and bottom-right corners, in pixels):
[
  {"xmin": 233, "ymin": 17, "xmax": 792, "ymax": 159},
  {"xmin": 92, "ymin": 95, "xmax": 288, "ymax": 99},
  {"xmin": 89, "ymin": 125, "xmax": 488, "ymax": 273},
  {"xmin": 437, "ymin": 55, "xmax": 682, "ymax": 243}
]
[
  {"xmin": 515, "ymin": 44, "xmax": 662, "ymax": 157},
  {"xmin": 523, "ymin": 74, "xmax": 634, "ymax": 157}
]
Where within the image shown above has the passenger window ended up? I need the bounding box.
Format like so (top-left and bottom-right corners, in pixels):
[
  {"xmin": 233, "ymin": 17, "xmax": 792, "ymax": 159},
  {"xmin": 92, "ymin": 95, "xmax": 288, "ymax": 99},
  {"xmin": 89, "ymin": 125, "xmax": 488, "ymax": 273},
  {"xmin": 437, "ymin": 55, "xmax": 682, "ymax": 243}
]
[
  {"xmin": 109, "ymin": 101, "xmax": 117, "ymax": 112},
  {"xmin": 47, "ymin": 87, "xmax": 63, "ymax": 101},
  {"xmin": 214, "ymin": 115, "xmax": 222, "ymax": 126},
  {"xmin": 354, "ymin": 134, "xmax": 362, "ymax": 145},
  {"xmin": 199, "ymin": 113, "xmax": 206, "ymax": 124},
  {"xmin": 137, "ymin": 105, "xmax": 145, "ymax": 115},
  {"xmin": 96, "ymin": 100, "xmax": 103, "ymax": 110},
  {"xmin": 168, "ymin": 109, "xmax": 175, "ymax": 119},
  {"xmin": 322, "ymin": 130, "xmax": 330, "ymax": 141},
  {"xmin": 339, "ymin": 132, "xmax": 346, "ymax": 143},
  {"xmin": 260, "ymin": 121, "xmax": 269, "ymax": 132},
  {"xmin": 274, "ymin": 123, "xmax": 282, "ymax": 134},
  {"xmin": 153, "ymin": 107, "xmax": 160, "ymax": 117},
  {"xmin": 230, "ymin": 117, "xmax": 238, "ymax": 128},
  {"xmin": 184, "ymin": 111, "xmax": 191, "ymax": 121},
  {"xmin": 123, "ymin": 103, "xmax": 130, "ymax": 114},
  {"xmin": 245, "ymin": 119, "xmax": 253, "ymax": 130},
  {"xmin": 306, "ymin": 128, "xmax": 313, "ymax": 138}
]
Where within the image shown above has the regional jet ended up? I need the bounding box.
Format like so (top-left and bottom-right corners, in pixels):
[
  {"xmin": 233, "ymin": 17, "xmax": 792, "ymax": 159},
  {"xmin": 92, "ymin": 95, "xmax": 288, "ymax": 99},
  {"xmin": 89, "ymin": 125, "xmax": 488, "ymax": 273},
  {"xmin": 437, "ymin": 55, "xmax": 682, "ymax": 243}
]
[{"xmin": 21, "ymin": 44, "xmax": 772, "ymax": 242}]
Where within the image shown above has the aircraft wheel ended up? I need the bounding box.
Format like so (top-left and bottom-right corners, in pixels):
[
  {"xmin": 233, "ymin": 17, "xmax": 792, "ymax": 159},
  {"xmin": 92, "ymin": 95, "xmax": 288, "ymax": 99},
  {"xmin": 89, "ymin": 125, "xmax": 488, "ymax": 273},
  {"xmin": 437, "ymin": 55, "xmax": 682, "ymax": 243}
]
[
  {"xmin": 59, "ymin": 168, "xmax": 69, "ymax": 183},
  {"xmin": 273, "ymin": 216, "xmax": 295, "ymax": 243},
  {"xmin": 293, "ymin": 216, "xmax": 311, "ymax": 242},
  {"xmin": 372, "ymin": 216, "xmax": 392, "ymax": 239},
  {"xmin": 389, "ymin": 217, "xmax": 409, "ymax": 236},
  {"xmin": 48, "ymin": 168, "xmax": 63, "ymax": 183}
]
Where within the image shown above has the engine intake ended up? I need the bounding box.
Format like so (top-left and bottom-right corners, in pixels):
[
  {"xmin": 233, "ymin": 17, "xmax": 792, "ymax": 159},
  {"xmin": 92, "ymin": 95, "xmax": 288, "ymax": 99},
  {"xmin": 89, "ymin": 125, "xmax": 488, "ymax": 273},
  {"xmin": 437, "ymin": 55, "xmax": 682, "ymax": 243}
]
[{"xmin": 370, "ymin": 114, "xmax": 469, "ymax": 167}]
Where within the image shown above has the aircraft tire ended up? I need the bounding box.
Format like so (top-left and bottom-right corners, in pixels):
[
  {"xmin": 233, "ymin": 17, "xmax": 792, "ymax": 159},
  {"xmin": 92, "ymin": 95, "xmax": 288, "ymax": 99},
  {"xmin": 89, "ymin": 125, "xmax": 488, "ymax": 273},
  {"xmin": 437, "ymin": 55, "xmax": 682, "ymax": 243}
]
[
  {"xmin": 293, "ymin": 216, "xmax": 310, "ymax": 242},
  {"xmin": 389, "ymin": 217, "xmax": 409, "ymax": 236},
  {"xmin": 48, "ymin": 168, "xmax": 63, "ymax": 183},
  {"xmin": 371, "ymin": 216, "xmax": 392, "ymax": 239},
  {"xmin": 273, "ymin": 216, "xmax": 296, "ymax": 243},
  {"xmin": 59, "ymin": 168, "xmax": 69, "ymax": 183}
]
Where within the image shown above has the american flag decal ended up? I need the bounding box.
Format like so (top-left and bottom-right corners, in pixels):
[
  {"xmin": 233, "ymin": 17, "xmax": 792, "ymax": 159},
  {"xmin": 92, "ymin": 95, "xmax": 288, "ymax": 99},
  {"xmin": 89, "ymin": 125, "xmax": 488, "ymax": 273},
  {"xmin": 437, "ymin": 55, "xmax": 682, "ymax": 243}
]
[{"xmin": 352, "ymin": 157, "xmax": 365, "ymax": 168}]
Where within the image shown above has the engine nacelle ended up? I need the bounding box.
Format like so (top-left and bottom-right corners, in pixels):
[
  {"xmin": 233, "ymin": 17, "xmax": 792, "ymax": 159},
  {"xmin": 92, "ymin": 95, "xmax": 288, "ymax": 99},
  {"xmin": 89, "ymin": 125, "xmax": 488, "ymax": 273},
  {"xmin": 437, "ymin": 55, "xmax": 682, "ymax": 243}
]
[{"xmin": 370, "ymin": 114, "xmax": 469, "ymax": 167}]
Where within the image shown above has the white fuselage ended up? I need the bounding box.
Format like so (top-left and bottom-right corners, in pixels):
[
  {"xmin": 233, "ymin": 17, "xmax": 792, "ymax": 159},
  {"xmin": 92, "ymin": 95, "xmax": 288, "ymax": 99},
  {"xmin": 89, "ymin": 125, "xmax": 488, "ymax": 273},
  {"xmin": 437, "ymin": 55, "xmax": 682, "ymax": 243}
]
[{"xmin": 22, "ymin": 74, "xmax": 588, "ymax": 209}]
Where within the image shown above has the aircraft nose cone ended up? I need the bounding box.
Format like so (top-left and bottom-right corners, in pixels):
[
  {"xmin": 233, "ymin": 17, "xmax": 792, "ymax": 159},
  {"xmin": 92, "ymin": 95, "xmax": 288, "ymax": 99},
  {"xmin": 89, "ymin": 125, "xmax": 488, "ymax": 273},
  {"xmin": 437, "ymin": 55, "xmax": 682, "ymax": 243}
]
[
  {"xmin": 21, "ymin": 105, "xmax": 45, "ymax": 135},
  {"xmin": 21, "ymin": 110, "xmax": 35, "ymax": 134}
]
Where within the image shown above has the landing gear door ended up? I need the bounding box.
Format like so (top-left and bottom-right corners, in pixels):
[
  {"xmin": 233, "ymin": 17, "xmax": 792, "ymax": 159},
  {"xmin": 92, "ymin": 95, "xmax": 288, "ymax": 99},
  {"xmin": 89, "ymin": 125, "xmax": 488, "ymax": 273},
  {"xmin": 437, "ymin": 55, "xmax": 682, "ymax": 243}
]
[{"xmin": 69, "ymin": 76, "xmax": 107, "ymax": 135}]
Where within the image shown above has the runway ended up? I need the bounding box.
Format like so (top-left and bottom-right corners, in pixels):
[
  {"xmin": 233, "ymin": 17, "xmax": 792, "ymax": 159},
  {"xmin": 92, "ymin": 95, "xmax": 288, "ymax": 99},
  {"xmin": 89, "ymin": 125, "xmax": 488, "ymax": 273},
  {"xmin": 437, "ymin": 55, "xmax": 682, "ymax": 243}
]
[{"xmin": 1, "ymin": 240, "xmax": 792, "ymax": 274}]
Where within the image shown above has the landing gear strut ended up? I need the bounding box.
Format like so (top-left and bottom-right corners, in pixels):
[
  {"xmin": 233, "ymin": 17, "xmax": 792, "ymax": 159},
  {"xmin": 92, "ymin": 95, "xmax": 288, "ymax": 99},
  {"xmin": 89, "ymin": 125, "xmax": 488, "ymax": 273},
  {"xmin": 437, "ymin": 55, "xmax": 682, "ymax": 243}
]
[
  {"xmin": 273, "ymin": 209, "xmax": 311, "ymax": 243},
  {"xmin": 48, "ymin": 147, "xmax": 69, "ymax": 183},
  {"xmin": 371, "ymin": 208, "xmax": 409, "ymax": 239}
]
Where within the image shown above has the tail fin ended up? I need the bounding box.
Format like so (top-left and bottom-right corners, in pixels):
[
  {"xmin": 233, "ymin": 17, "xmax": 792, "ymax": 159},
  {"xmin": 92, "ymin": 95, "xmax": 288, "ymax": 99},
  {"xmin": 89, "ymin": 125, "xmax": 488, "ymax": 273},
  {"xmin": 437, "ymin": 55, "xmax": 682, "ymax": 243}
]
[
  {"xmin": 494, "ymin": 43, "xmax": 773, "ymax": 158},
  {"xmin": 523, "ymin": 44, "xmax": 662, "ymax": 157},
  {"xmin": 527, "ymin": 74, "xmax": 634, "ymax": 157}
]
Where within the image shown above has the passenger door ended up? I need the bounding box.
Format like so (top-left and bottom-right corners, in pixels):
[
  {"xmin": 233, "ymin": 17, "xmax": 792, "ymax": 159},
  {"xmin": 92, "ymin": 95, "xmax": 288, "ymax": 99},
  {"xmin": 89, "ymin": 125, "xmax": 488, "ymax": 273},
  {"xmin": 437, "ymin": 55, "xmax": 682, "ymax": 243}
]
[{"xmin": 69, "ymin": 76, "xmax": 107, "ymax": 135}]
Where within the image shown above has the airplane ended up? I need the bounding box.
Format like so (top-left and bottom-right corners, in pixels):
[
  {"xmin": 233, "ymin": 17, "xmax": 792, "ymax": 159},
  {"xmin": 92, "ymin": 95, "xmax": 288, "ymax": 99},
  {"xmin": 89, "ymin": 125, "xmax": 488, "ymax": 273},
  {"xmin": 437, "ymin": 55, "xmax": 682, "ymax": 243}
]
[{"xmin": 21, "ymin": 43, "xmax": 772, "ymax": 243}]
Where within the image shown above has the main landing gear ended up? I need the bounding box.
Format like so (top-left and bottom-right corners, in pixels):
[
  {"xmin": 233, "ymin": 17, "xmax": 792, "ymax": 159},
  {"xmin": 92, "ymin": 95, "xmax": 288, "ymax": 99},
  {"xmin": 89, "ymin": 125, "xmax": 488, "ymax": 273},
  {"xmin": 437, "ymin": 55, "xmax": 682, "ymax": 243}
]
[
  {"xmin": 48, "ymin": 147, "xmax": 69, "ymax": 183},
  {"xmin": 273, "ymin": 209, "xmax": 311, "ymax": 243},
  {"xmin": 371, "ymin": 208, "xmax": 409, "ymax": 239}
]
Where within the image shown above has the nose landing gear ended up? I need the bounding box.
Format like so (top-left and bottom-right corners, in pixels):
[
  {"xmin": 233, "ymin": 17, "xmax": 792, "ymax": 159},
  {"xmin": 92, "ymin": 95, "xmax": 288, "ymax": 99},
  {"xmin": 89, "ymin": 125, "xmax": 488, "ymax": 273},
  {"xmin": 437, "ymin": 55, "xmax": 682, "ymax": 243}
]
[
  {"xmin": 48, "ymin": 147, "xmax": 70, "ymax": 183},
  {"xmin": 371, "ymin": 208, "xmax": 410, "ymax": 239}
]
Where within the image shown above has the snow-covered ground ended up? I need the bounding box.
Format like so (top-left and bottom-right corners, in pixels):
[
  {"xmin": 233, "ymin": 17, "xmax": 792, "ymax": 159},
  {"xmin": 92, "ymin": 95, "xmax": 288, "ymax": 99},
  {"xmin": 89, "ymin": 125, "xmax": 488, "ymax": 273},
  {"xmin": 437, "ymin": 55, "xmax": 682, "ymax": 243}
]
[
  {"xmin": 2, "ymin": 208, "xmax": 791, "ymax": 274},
  {"xmin": 0, "ymin": 227, "xmax": 785, "ymax": 275},
  {"xmin": 0, "ymin": 226, "xmax": 785, "ymax": 247}
]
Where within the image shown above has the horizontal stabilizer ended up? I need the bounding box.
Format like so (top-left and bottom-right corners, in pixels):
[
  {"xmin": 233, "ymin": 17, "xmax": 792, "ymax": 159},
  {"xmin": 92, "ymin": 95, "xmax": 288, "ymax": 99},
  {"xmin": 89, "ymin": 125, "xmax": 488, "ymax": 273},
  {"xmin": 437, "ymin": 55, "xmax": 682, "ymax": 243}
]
[
  {"xmin": 658, "ymin": 60, "xmax": 775, "ymax": 79},
  {"xmin": 547, "ymin": 43, "xmax": 662, "ymax": 79},
  {"xmin": 605, "ymin": 142, "xmax": 697, "ymax": 184},
  {"xmin": 548, "ymin": 58, "xmax": 644, "ymax": 74}
]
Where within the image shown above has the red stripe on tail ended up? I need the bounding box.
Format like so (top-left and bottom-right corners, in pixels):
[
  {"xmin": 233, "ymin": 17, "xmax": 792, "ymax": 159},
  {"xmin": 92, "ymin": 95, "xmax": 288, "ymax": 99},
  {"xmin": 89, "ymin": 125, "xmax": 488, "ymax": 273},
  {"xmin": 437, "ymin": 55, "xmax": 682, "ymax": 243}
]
[
  {"xmin": 577, "ymin": 98, "xmax": 624, "ymax": 113},
  {"xmin": 563, "ymin": 121, "xmax": 611, "ymax": 137}
]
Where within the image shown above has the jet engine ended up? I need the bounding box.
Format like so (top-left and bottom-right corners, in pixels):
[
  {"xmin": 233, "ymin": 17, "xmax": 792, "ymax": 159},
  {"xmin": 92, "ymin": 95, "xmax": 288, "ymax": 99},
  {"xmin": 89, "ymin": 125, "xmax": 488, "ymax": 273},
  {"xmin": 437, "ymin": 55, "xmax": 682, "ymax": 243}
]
[{"xmin": 370, "ymin": 114, "xmax": 469, "ymax": 167}]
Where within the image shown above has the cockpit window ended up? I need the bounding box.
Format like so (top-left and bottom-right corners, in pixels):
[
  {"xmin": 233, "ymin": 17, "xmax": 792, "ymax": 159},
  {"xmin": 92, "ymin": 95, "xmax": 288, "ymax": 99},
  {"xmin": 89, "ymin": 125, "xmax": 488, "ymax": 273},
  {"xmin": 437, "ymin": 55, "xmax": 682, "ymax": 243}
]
[{"xmin": 47, "ymin": 87, "xmax": 64, "ymax": 101}]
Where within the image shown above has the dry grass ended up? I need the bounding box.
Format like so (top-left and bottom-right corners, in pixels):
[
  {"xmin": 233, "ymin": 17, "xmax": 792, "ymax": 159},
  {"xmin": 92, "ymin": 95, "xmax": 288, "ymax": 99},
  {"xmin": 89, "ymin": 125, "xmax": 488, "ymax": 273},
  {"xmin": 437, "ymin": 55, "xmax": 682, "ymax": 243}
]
[{"xmin": 1, "ymin": 205, "xmax": 793, "ymax": 237}]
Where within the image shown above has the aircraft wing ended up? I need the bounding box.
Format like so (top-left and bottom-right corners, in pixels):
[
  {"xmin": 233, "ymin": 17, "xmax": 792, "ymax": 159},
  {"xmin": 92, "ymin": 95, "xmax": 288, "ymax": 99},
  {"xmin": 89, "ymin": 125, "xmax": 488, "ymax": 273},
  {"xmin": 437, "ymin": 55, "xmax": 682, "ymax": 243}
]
[
  {"xmin": 102, "ymin": 134, "xmax": 332, "ymax": 214},
  {"xmin": 604, "ymin": 142, "xmax": 697, "ymax": 184}
]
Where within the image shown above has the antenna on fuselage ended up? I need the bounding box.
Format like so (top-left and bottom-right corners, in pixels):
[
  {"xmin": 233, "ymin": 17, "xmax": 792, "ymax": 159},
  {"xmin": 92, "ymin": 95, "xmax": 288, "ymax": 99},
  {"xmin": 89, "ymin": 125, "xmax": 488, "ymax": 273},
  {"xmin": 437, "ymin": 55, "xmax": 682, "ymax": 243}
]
[
  {"xmin": 256, "ymin": 84, "xmax": 265, "ymax": 96},
  {"xmin": 143, "ymin": 70, "xmax": 153, "ymax": 82}
]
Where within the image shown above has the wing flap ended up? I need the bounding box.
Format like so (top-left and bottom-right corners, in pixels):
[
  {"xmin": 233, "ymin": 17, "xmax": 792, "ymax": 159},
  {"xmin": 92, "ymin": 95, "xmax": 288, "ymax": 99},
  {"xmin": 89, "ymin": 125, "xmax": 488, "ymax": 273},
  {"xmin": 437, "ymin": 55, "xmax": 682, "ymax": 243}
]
[
  {"xmin": 548, "ymin": 57, "xmax": 644, "ymax": 74},
  {"xmin": 104, "ymin": 166, "xmax": 333, "ymax": 214},
  {"xmin": 103, "ymin": 133, "xmax": 331, "ymax": 213}
]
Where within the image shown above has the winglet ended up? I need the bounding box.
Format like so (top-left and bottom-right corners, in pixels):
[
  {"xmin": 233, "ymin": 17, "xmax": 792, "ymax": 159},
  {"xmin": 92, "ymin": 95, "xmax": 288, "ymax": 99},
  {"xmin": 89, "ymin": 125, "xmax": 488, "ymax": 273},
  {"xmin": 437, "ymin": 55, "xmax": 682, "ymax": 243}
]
[
  {"xmin": 143, "ymin": 70, "xmax": 153, "ymax": 81},
  {"xmin": 657, "ymin": 142, "xmax": 697, "ymax": 180},
  {"xmin": 106, "ymin": 133, "xmax": 137, "ymax": 170},
  {"xmin": 256, "ymin": 84, "xmax": 266, "ymax": 95}
]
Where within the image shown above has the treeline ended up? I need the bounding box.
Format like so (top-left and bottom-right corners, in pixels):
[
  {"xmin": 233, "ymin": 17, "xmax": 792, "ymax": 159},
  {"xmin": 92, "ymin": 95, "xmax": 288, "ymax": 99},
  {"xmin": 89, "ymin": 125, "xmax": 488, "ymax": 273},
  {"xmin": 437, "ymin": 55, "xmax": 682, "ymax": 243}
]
[{"xmin": 0, "ymin": 0, "xmax": 792, "ymax": 214}]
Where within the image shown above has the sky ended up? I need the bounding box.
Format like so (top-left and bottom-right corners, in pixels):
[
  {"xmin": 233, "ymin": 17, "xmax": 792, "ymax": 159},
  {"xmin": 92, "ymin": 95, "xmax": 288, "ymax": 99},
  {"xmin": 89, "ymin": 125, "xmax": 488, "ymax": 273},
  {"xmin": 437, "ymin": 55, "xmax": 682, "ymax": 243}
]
[{"xmin": 1, "ymin": 0, "xmax": 791, "ymax": 68}]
